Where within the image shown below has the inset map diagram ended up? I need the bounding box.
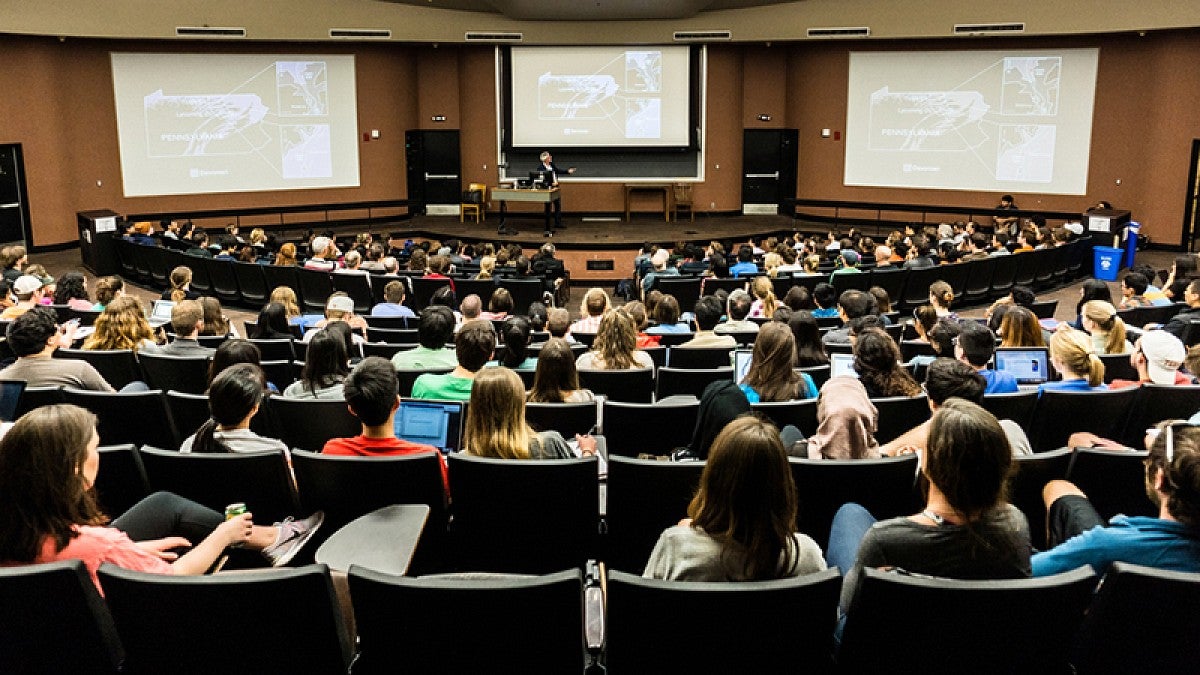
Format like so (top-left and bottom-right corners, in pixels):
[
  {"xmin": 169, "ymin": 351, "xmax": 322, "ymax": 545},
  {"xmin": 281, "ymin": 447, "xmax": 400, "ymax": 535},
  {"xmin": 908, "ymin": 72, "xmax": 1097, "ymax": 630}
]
[
  {"xmin": 1001, "ymin": 57, "xmax": 1060, "ymax": 115},
  {"xmin": 143, "ymin": 60, "xmax": 332, "ymax": 179},
  {"xmin": 538, "ymin": 51, "xmax": 666, "ymax": 139},
  {"xmin": 996, "ymin": 124, "xmax": 1055, "ymax": 182}
]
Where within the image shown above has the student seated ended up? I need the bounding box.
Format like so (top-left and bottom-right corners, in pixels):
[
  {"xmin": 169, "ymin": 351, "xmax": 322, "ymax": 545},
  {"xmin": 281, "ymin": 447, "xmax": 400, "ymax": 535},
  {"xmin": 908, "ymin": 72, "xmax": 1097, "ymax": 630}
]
[
  {"xmin": 463, "ymin": 366, "xmax": 598, "ymax": 460},
  {"xmin": 391, "ymin": 306, "xmax": 458, "ymax": 371},
  {"xmin": 180, "ymin": 364, "xmax": 290, "ymax": 456},
  {"xmin": 1040, "ymin": 329, "xmax": 1107, "ymax": 394},
  {"xmin": 411, "ymin": 319, "xmax": 495, "ymax": 401},
  {"xmin": 0, "ymin": 307, "xmax": 113, "ymax": 391},
  {"xmin": 371, "ymin": 280, "xmax": 416, "ymax": 319}
]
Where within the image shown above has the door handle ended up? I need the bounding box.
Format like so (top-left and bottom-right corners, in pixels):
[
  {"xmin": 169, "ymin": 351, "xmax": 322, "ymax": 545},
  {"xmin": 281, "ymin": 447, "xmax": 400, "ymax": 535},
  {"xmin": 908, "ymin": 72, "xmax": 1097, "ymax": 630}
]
[
  {"xmin": 744, "ymin": 172, "xmax": 779, "ymax": 179},
  {"xmin": 0, "ymin": 203, "xmax": 18, "ymax": 209},
  {"xmin": 424, "ymin": 173, "xmax": 459, "ymax": 180}
]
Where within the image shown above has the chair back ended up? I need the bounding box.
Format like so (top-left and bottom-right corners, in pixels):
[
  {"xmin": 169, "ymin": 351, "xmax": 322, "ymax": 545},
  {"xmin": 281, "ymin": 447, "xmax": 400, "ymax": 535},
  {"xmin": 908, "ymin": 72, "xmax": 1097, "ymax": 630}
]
[
  {"xmin": 262, "ymin": 265, "xmax": 304, "ymax": 308},
  {"xmin": 1072, "ymin": 562, "xmax": 1200, "ymax": 674},
  {"xmin": 348, "ymin": 567, "xmax": 582, "ymax": 675},
  {"xmin": 232, "ymin": 261, "xmax": 269, "ymax": 306},
  {"xmin": 655, "ymin": 366, "xmax": 734, "ymax": 399},
  {"xmin": 606, "ymin": 569, "xmax": 841, "ymax": 673},
  {"xmin": 267, "ymin": 397, "xmax": 361, "ymax": 451},
  {"xmin": 454, "ymin": 278, "xmax": 497, "ymax": 307},
  {"xmin": 1009, "ymin": 447, "xmax": 1073, "ymax": 549},
  {"xmin": 1029, "ymin": 388, "xmax": 1138, "ymax": 452},
  {"xmin": 296, "ymin": 267, "xmax": 335, "ymax": 313},
  {"xmin": 872, "ymin": 394, "xmax": 931, "ymax": 445},
  {"xmin": 604, "ymin": 456, "xmax": 705, "ymax": 572},
  {"xmin": 164, "ymin": 390, "xmax": 211, "ymax": 444},
  {"xmin": 798, "ymin": 364, "xmax": 831, "ymax": 390},
  {"xmin": 752, "ymin": 399, "xmax": 819, "ymax": 438},
  {"xmin": 446, "ymin": 453, "xmax": 599, "ymax": 573},
  {"xmin": 137, "ymin": 352, "xmax": 210, "ymax": 395},
  {"xmin": 524, "ymin": 401, "xmax": 598, "ymax": 437},
  {"xmin": 0, "ymin": 560, "xmax": 123, "ymax": 674},
  {"xmin": 838, "ymin": 566, "xmax": 1098, "ymax": 674},
  {"xmin": 330, "ymin": 273, "xmax": 374, "ymax": 314},
  {"xmin": 93, "ymin": 444, "xmax": 150, "ymax": 517},
  {"xmin": 1066, "ymin": 448, "xmax": 1156, "ymax": 520},
  {"xmin": 246, "ymin": 338, "xmax": 296, "ymax": 362},
  {"xmin": 654, "ymin": 277, "xmax": 702, "ymax": 314},
  {"xmin": 363, "ymin": 314, "xmax": 410, "ymax": 329},
  {"xmin": 203, "ymin": 257, "xmax": 241, "ymax": 305},
  {"xmin": 1030, "ymin": 299, "xmax": 1059, "ymax": 319},
  {"xmin": 395, "ymin": 368, "xmax": 453, "ymax": 397},
  {"xmin": 789, "ymin": 454, "xmax": 920, "ymax": 550},
  {"xmin": 55, "ymin": 348, "xmax": 142, "ymax": 391},
  {"xmin": 497, "ymin": 278, "xmax": 545, "ymax": 316},
  {"xmin": 366, "ymin": 326, "xmax": 420, "ymax": 343},
  {"xmin": 604, "ymin": 399, "xmax": 699, "ymax": 458},
  {"xmin": 578, "ymin": 368, "xmax": 654, "ymax": 403},
  {"xmin": 668, "ymin": 346, "xmax": 734, "ymax": 369},
  {"xmin": 98, "ymin": 563, "xmax": 351, "ymax": 674},
  {"xmin": 62, "ymin": 389, "xmax": 176, "ymax": 449},
  {"xmin": 1121, "ymin": 384, "xmax": 1200, "ymax": 446},
  {"xmin": 981, "ymin": 390, "xmax": 1039, "ymax": 428},
  {"xmin": 137, "ymin": 446, "xmax": 300, "ymax": 523},
  {"xmin": 14, "ymin": 385, "xmax": 64, "ymax": 417}
]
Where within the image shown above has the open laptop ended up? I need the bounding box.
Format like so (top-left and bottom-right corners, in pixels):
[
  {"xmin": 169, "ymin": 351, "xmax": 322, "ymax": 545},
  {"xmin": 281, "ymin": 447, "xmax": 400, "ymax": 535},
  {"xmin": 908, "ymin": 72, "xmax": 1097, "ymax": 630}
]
[
  {"xmin": 830, "ymin": 352, "xmax": 859, "ymax": 379},
  {"xmin": 148, "ymin": 300, "xmax": 174, "ymax": 328},
  {"xmin": 0, "ymin": 380, "xmax": 25, "ymax": 422},
  {"xmin": 393, "ymin": 399, "xmax": 465, "ymax": 455},
  {"xmin": 733, "ymin": 349, "xmax": 753, "ymax": 384},
  {"xmin": 992, "ymin": 347, "xmax": 1052, "ymax": 385}
]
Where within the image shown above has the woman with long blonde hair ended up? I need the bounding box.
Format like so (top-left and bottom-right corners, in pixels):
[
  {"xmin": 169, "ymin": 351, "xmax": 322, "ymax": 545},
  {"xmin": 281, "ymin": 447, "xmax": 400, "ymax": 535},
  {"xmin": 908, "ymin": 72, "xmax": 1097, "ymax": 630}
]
[
  {"xmin": 575, "ymin": 310, "xmax": 653, "ymax": 370},
  {"xmin": 269, "ymin": 286, "xmax": 301, "ymax": 322},
  {"xmin": 82, "ymin": 296, "xmax": 159, "ymax": 352},
  {"xmin": 465, "ymin": 367, "xmax": 595, "ymax": 459},
  {"xmin": 1042, "ymin": 329, "xmax": 1106, "ymax": 394},
  {"xmin": 749, "ymin": 275, "xmax": 779, "ymax": 319},
  {"xmin": 1080, "ymin": 300, "xmax": 1132, "ymax": 355}
]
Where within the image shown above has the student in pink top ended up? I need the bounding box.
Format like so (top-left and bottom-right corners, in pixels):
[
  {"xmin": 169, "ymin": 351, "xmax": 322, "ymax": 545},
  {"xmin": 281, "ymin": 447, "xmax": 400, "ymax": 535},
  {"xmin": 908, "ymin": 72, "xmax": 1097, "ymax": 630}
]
[
  {"xmin": 322, "ymin": 357, "xmax": 449, "ymax": 494},
  {"xmin": 0, "ymin": 405, "xmax": 323, "ymax": 593}
]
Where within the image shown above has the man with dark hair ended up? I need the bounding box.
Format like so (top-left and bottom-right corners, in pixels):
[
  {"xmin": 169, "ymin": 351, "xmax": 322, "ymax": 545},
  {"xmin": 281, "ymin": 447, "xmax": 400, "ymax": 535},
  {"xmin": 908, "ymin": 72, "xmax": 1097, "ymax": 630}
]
[
  {"xmin": 714, "ymin": 289, "xmax": 758, "ymax": 334},
  {"xmin": 148, "ymin": 300, "xmax": 213, "ymax": 357},
  {"xmin": 411, "ymin": 319, "xmax": 495, "ymax": 401},
  {"xmin": 955, "ymin": 320, "xmax": 1018, "ymax": 394},
  {"xmin": 729, "ymin": 244, "xmax": 759, "ymax": 278},
  {"xmin": 824, "ymin": 290, "xmax": 877, "ymax": 345},
  {"xmin": 903, "ymin": 236, "xmax": 936, "ymax": 270},
  {"xmin": 879, "ymin": 357, "xmax": 1031, "ymax": 457},
  {"xmin": 1160, "ymin": 279, "xmax": 1200, "ymax": 340},
  {"xmin": 679, "ymin": 245, "xmax": 709, "ymax": 276},
  {"xmin": 0, "ymin": 307, "xmax": 113, "ymax": 390},
  {"xmin": 323, "ymin": 357, "xmax": 448, "ymax": 489},
  {"xmin": 391, "ymin": 306, "xmax": 457, "ymax": 370},
  {"xmin": 811, "ymin": 283, "xmax": 840, "ymax": 318},
  {"xmin": 1010, "ymin": 285, "xmax": 1036, "ymax": 309},
  {"xmin": 989, "ymin": 232, "xmax": 1012, "ymax": 255},
  {"xmin": 962, "ymin": 233, "xmax": 991, "ymax": 261},
  {"xmin": 370, "ymin": 280, "xmax": 416, "ymax": 318},
  {"xmin": 1119, "ymin": 272, "xmax": 1151, "ymax": 309},
  {"xmin": 679, "ymin": 295, "xmax": 736, "ymax": 348}
]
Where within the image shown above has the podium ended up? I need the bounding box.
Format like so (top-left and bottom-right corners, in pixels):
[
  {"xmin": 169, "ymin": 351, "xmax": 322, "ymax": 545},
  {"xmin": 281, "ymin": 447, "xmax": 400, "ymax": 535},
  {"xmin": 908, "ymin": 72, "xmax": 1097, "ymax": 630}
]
[{"xmin": 77, "ymin": 209, "xmax": 121, "ymax": 276}]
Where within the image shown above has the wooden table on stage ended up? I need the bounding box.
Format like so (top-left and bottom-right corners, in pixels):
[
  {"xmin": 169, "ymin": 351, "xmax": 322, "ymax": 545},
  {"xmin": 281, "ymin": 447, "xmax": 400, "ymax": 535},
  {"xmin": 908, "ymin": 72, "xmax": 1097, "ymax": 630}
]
[
  {"xmin": 314, "ymin": 504, "xmax": 430, "ymax": 576},
  {"xmin": 624, "ymin": 183, "xmax": 672, "ymax": 222},
  {"xmin": 491, "ymin": 186, "xmax": 561, "ymax": 234}
]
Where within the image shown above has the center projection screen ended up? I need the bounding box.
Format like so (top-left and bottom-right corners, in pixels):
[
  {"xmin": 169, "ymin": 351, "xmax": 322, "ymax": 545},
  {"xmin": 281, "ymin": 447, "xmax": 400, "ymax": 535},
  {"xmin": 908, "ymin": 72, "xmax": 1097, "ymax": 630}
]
[
  {"xmin": 111, "ymin": 53, "xmax": 360, "ymax": 197},
  {"xmin": 509, "ymin": 46, "xmax": 691, "ymax": 148},
  {"xmin": 844, "ymin": 48, "xmax": 1099, "ymax": 195}
]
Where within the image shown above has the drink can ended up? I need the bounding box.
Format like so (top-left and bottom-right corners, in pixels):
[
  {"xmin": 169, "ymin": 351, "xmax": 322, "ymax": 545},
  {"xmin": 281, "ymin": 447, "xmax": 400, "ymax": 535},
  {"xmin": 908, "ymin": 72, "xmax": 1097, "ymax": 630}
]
[{"xmin": 224, "ymin": 503, "xmax": 248, "ymax": 520}]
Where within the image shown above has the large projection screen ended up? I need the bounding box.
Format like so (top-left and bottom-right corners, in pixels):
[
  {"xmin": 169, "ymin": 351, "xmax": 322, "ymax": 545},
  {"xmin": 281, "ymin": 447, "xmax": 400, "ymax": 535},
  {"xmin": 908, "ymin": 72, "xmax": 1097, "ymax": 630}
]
[
  {"xmin": 510, "ymin": 46, "xmax": 691, "ymax": 148},
  {"xmin": 844, "ymin": 48, "xmax": 1099, "ymax": 195},
  {"xmin": 111, "ymin": 53, "xmax": 360, "ymax": 197}
]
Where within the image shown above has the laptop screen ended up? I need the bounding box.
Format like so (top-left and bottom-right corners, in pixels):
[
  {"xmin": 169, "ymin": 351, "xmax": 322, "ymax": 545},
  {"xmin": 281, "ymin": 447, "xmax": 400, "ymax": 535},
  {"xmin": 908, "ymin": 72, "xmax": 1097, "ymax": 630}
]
[
  {"xmin": 829, "ymin": 353, "xmax": 859, "ymax": 379},
  {"xmin": 993, "ymin": 348, "xmax": 1051, "ymax": 384},
  {"xmin": 393, "ymin": 399, "xmax": 465, "ymax": 454},
  {"xmin": 733, "ymin": 349, "xmax": 753, "ymax": 384},
  {"xmin": 150, "ymin": 300, "xmax": 175, "ymax": 321},
  {"xmin": 0, "ymin": 380, "xmax": 25, "ymax": 422}
]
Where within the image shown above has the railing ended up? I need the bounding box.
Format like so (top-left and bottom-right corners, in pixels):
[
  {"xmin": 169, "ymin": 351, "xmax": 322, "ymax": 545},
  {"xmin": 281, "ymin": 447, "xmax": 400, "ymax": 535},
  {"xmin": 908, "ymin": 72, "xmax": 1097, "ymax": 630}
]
[
  {"xmin": 784, "ymin": 198, "xmax": 1087, "ymax": 232},
  {"xmin": 123, "ymin": 199, "xmax": 413, "ymax": 232}
]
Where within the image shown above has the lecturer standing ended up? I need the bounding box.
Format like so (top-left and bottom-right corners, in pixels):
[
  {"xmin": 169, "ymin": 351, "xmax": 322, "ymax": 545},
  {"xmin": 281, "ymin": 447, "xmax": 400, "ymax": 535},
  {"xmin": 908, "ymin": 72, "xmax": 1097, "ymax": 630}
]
[{"xmin": 535, "ymin": 151, "xmax": 576, "ymax": 236}]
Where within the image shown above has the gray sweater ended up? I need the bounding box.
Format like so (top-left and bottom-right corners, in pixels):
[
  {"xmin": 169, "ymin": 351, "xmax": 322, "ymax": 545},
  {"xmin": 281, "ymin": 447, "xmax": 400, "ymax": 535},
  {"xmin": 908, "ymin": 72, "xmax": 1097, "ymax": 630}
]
[{"xmin": 643, "ymin": 524, "xmax": 826, "ymax": 581}]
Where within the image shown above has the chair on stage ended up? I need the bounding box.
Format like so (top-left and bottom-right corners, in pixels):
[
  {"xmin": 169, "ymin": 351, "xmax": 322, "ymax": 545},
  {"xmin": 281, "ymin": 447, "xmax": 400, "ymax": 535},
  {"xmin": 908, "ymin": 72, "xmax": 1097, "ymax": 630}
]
[
  {"xmin": 460, "ymin": 183, "xmax": 487, "ymax": 223},
  {"xmin": 670, "ymin": 182, "xmax": 694, "ymax": 222}
]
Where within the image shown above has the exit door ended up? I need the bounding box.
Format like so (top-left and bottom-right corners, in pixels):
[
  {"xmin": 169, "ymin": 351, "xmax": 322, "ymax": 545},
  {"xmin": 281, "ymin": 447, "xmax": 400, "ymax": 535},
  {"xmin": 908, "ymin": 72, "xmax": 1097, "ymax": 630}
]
[
  {"xmin": 405, "ymin": 130, "xmax": 461, "ymax": 215},
  {"xmin": 0, "ymin": 145, "xmax": 30, "ymax": 245},
  {"xmin": 742, "ymin": 129, "xmax": 798, "ymax": 215}
]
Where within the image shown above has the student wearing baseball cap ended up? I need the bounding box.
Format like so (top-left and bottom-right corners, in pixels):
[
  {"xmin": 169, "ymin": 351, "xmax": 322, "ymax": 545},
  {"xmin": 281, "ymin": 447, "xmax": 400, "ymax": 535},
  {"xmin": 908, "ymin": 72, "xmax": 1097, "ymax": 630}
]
[
  {"xmin": 1109, "ymin": 330, "xmax": 1193, "ymax": 389},
  {"xmin": 301, "ymin": 292, "xmax": 367, "ymax": 343},
  {"xmin": 0, "ymin": 275, "xmax": 45, "ymax": 320}
]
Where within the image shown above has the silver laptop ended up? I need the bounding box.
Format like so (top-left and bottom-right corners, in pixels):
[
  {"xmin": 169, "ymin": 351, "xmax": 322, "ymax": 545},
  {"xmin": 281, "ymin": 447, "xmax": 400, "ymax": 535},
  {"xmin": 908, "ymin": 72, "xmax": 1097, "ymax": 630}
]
[
  {"xmin": 148, "ymin": 300, "xmax": 174, "ymax": 328},
  {"xmin": 733, "ymin": 349, "xmax": 753, "ymax": 384},
  {"xmin": 830, "ymin": 352, "xmax": 859, "ymax": 379},
  {"xmin": 992, "ymin": 347, "xmax": 1052, "ymax": 385}
]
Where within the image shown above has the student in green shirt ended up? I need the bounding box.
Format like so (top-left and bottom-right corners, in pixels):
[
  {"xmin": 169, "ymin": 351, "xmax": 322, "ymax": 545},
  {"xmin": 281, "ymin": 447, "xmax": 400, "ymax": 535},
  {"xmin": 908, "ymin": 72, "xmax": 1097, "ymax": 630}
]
[{"xmin": 411, "ymin": 319, "xmax": 495, "ymax": 401}]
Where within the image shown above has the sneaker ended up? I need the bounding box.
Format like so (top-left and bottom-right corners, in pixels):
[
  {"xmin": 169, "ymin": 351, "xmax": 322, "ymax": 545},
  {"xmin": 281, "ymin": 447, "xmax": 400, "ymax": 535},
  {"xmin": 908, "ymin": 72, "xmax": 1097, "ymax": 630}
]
[{"xmin": 262, "ymin": 511, "xmax": 325, "ymax": 567}]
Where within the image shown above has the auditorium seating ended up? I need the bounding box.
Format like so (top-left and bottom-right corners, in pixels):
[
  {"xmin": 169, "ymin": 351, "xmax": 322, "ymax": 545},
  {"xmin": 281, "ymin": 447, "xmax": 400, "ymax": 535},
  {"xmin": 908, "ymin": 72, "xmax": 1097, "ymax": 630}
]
[
  {"xmin": 789, "ymin": 454, "xmax": 920, "ymax": 550},
  {"xmin": 604, "ymin": 456, "xmax": 705, "ymax": 573},
  {"xmin": 525, "ymin": 400, "xmax": 597, "ymax": 437},
  {"xmin": 137, "ymin": 446, "xmax": 300, "ymax": 524}
]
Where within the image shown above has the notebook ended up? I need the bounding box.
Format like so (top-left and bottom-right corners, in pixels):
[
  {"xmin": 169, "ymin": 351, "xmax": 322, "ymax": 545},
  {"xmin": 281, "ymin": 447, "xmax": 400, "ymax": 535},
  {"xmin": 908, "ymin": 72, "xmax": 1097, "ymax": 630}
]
[
  {"xmin": 393, "ymin": 399, "xmax": 465, "ymax": 454},
  {"xmin": 830, "ymin": 352, "xmax": 859, "ymax": 379},
  {"xmin": 992, "ymin": 347, "xmax": 1052, "ymax": 385},
  {"xmin": 732, "ymin": 349, "xmax": 753, "ymax": 384}
]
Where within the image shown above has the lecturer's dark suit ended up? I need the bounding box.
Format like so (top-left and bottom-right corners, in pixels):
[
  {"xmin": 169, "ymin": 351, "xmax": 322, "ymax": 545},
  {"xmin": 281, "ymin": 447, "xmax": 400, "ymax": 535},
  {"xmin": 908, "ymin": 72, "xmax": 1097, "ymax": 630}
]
[{"xmin": 534, "ymin": 162, "xmax": 567, "ymax": 231}]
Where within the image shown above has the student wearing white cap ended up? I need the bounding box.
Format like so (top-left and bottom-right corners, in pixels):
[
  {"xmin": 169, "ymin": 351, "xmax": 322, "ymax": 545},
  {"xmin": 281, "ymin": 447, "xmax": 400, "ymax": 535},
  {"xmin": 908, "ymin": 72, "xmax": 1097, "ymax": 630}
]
[
  {"xmin": 0, "ymin": 275, "xmax": 45, "ymax": 320},
  {"xmin": 1109, "ymin": 329, "xmax": 1192, "ymax": 389},
  {"xmin": 301, "ymin": 292, "xmax": 367, "ymax": 343}
]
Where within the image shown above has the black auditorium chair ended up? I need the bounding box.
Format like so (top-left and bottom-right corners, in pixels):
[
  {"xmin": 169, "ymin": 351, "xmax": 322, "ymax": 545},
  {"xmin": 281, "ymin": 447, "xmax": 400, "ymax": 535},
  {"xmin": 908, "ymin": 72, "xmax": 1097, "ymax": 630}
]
[
  {"xmin": 1029, "ymin": 299, "xmax": 1059, "ymax": 320},
  {"xmin": 348, "ymin": 567, "xmax": 583, "ymax": 675},
  {"xmin": 988, "ymin": 253, "xmax": 1020, "ymax": 299},
  {"xmin": 898, "ymin": 339, "xmax": 936, "ymax": 363},
  {"xmin": 797, "ymin": 364, "xmax": 831, "ymax": 390},
  {"xmin": 137, "ymin": 446, "xmax": 300, "ymax": 524},
  {"xmin": 395, "ymin": 368, "xmax": 453, "ymax": 397},
  {"xmin": 961, "ymin": 256, "xmax": 997, "ymax": 305},
  {"xmin": 604, "ymin": 399, "xmax": 699, "ymax": 458},
  {"xmin": 331, "ymin": 272, "xmax": 374, "ymax": 314},
  {"xmin": 137, "ymin": 353, "xmax": 210, "ymax": 395},
  {"xmin": 203, "ymin": 257, "xmax": 241, "ymax": 306},
  {"xmin": 752, "ymin": 399, "xmax": 819, "ymax": 439},
  {"xmin": 571, "ymin": 332, "xmax": 596, "ymax": 347},
  {"xmin": 363, "ymin": 315, "xmax": 410, "ymax": 330},
  {"xmin": 145, "ymin": 245, "xmax": 170, "ymax": 288},
  {"xmin": 93, "ymin": 444, "xmax": 150, "ymax": 517},
  {"xmin": 446, "ymin": 453, "xmax": 599, "ymax": 573},
  {"xmin": 232, "ymin": 261, "xmax": 269, "ymax": 307},
  {"xmin": 872, "ymin": 394, "xmax": 931, "ymax": 445},
  {"xmin": 578, "ymin": 368, "xmax": 654, "ymax": 403},
  {"xmin": 259, "ymin": 360, "xmax": 297, "ymax": 393},
  {"xmin": 409, "ymin": 277, "xmax": 448, "ymax": 312},
  {"xmin": 14, "ymin": 385, "xmax": 64, "ymax": 417},
  {"xmin": 98, "ymin": 564, "xmax": 352, "ymax": 674},
  {"xmin": 981, "ymin": 390, "xmax": 1039, "ymax": 429},
  {"xmin": 267, "ymin": 397, "xmax": 361, "ymax": 451},
  {"xmin": 62, "ymin": 389, "xmax": 176, "ymax": 449},
  {"xmin": 1028, "ymin": 388, "xmax": 1138, "ymax": 453},
  {"xmin": 262, "ymin": 265, "xmax": 303, "ymax": 308},
  {"xmin": 668, "ymin": 346, "xmax": 734, "ymax": 369},
  {"xmin": 1008, "ymin": 447, "xmax": 1073, "ymax": 550},
  {"xmin": 654, "ymin": 277, "xmax": 702, "ymax": 314},
  {"xmin": 179, "ymin": 255, "xmax": 212, "ymax": 295},
  {"xmin": 1120, "ymin": 384, "xmax": 1200, "ymax": 447},
  {"xmin": 655, "ymin": 366, "xmax": 734, "ymax": 399},
  {"xmin": 0, "ymin": 560, "xmax": 124, "ymax": 675},
  {"xmin": 296, "ymin": 267, "xmax": 335, "ymax": 314},
  {"xmin": 788, "ymin": 454, "xmax": 920, "ymax": 550},
  {"xmin": 640, "ymin": 345, "xmax": 667, "ymax": 367},
  {"xmin": 606, "ymin": 569, "xmax": 841, "ymax": 674},
  {"xmin": 361, "ymin": 342, "xmax": 413, "ymax": 360},
  {"xmin": 366, "ymin": 327, "xmax": 419, "ymax": 343},
  {"xmin": 1071, "ymin": 562, "xmax": 1200, "ymax": 674},
  {"xmin": 651, "ymin": 332, "xmax": 695, "ymax": 348},
  {"xmin": 837, "ymin": 566, "xmax": 1098, "ymax": 674},
  {"xmin": 1065, "ymin": 448, "xmax": 1156, "ymax": 520},
  {"xmin": 1099, "ymin": 353, "xmax": 1138, "ymax": 383},
  {"xmin": 524, "ymin": 401, "xmax": 598, "ymax": 438},
  {"xmin": 55, "ymin": 348, "xmax": 142, "ymax": 391},
  {"xmin": 604, "ymin": 456, "xmax": 705, "ymax": 573},
  {"xmin": 454, "ymin": 278, "xmax": 497, "ymax": 307},
  {"xmin": 164, "ymin": 391, "xmax": 211, "ymax": 445},
  {"xmin": 497, "ymin": 278, "xmax": 544, "ymax": 316},
  {"xmin": 247, "ymin": 338, "xmax": 296, "ymax": 362}
]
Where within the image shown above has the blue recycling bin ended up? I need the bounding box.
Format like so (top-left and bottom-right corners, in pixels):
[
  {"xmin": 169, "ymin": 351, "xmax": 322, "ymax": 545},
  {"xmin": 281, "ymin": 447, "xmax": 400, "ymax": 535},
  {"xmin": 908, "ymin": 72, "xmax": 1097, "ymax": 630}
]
[
  {"xmin": 1094, "ymin": 246, "xmax": 1123, "ymax": 281},
  {"xmin": 1124, "ymin": 221, "xmax": 1141, "ymax": 269}
]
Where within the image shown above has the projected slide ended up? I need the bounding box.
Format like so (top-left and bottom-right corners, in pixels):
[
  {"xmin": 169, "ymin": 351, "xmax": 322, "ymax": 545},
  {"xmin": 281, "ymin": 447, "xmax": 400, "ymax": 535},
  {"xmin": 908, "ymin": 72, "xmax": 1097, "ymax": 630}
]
[
  {"xmin": 511, "ymin": 46, "xmax": 691, "ymax": 148},
  {"xmin": 844, "ymin": 49, "xmax": 1098, "ymax": 195},
  {"xmin": 111, "ymin": 53, "xmax": 359, "ymax": 197}
]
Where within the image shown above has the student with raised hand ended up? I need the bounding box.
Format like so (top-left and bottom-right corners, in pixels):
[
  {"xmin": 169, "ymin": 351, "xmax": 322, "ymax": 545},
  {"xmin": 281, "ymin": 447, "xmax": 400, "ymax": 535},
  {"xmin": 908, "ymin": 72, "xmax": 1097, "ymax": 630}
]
[
  {"xmin": 644, "ymin": 416, "xmax": 826, "ymax": 581},
  {"xmin": 1033, "ymin": 421, "xmax": 1200, "ymax": 576},
  {"xmin": 180, "ymin": 363, "xmax": 289, "ymax": 456},
  {"xmin": 828, "ymin": 399, "xmax": 1031, "ymax": 613},
  {"xmin": 0, "ymin": 405, "xmax": 322, "ymax": 592},
  {"xmin": 1040, "ymin": 329, "xmax": 1107, "ymax": 394}
]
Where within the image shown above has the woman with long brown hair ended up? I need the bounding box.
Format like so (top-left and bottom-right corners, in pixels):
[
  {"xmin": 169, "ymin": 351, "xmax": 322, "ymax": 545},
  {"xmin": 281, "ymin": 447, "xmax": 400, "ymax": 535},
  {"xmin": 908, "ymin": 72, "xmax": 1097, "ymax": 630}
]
[
  {"xmin": 162, "ymin": 266, "xmax": 199, "ymax": 303},
  {"xmin": 998, "ymin": 305, "xmax": 1047, "ymax": 348},
  {"xmin": 740, "ymin": 322, "xmax": 817, "ymax": 401},
  {"xmin": 528, "ymin": 338, "xmax": 594, "ymax": 403},
  {"xmin": 853, "ymin": 328, "xmax": 921, "ymax": 398},
  {"xmin": 82, "ymin": 296, "xmax": 159, "ymax": 353},
  {"xmin": 575, "ymin": 310, "xmax": 654, "ymax": 370},
  {"xmin": 465, "ymin": 367, "xmax": 596, "ymax": 459},
  {"xmin": 643, "ymin": 416, "xmax": 826, "ymax": 581}
]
